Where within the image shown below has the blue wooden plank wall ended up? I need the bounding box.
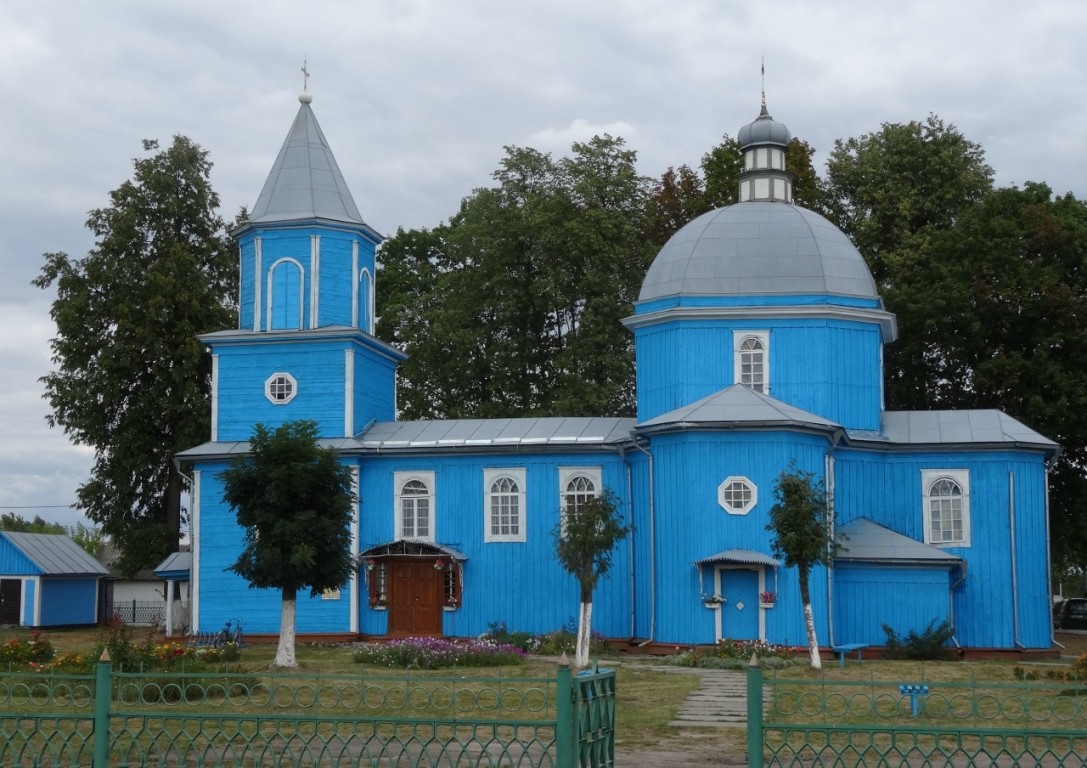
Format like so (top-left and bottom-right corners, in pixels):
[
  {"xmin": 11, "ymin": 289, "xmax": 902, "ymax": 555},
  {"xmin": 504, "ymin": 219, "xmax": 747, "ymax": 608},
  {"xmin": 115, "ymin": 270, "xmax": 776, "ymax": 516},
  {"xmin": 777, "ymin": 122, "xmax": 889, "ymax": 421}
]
[
  {"xmin": 39, "ymin": 578, "xmax": 98, "ymax": 626},
  {"xmin": 834, "ymin": 449, "xmax": 1051, "ymax": 649},
  {"xmin": 637, "ymin": 430, "xmax": 833, "ymax": 645},
  {"xmin": 833, "ymin": 564, "xmax": 952, "ymax": 647},
  {"xmin": 0, "ymin": 536, "xmax": 41, "ymax": 575},
  {"xmin": 352, "ymin": 346, "xmax": 397, "ymax": 426},
  {"xmin": 633, "ymin": 318, "xmax": 883, "ymax": 429},
  {"xmin": 22, "ymin": 579, "xmax": 36, "ymax": 626},
  {"xmin": 215, "ymin": 340, "xmax": 351, "ymax": 441}
]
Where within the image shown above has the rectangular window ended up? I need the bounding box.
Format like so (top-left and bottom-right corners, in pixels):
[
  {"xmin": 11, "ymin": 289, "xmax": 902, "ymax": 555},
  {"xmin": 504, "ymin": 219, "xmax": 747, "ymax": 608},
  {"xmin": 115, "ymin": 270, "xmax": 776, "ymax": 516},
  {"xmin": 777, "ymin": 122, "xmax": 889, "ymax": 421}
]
[
  {"xmin": 921, "ymin": 469, "xmax": 970, "ymax": 547},
  {"xmin": 484, "ymin": 468, "xmax": 527, "ymax": 543}
]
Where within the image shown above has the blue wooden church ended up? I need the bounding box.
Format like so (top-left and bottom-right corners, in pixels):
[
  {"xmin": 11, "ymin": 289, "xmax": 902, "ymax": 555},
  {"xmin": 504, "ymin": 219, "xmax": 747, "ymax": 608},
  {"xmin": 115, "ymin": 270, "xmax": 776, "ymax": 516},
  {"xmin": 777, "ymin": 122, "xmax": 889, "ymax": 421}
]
[{"xmin": 180, "ymin": 90, "xmax": 1058, "ymax": 657}]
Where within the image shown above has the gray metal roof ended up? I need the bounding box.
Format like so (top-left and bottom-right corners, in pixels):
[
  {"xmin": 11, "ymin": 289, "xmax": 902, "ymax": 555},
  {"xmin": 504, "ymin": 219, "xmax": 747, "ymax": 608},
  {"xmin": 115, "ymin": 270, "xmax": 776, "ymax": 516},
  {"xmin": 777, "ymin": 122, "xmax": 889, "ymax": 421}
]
[
  {"xmin": 360, "ymin": 417, "xmax": 635, "ymax": 450},
  {"xmin": 696, "ymin": 548, "xmax": 779, "ymax": 566},
  {"xmin": 247, "ymin": 98, "xmax": 369, "ymax": 228},
  {"xmin": 639, "ymin": 203, "xmax": 879, "ymax": 302},
  {"xmin": 2, "ymin": 532, "xmax": 109, "ymax": 576},
  {"xmin": 154, "ymin": 551, "xmax": 191, "ymax": 577},
  {"xmin": 637, "ymin": 384, "xmax": 840, "ymax": 433},
  {"xmin": 836, "ymin": 518, "xmax": 961, "ymax": 565},
  {"xmin": 847, "ymin": 410, "xmax": 1058, "ymax": 453}
]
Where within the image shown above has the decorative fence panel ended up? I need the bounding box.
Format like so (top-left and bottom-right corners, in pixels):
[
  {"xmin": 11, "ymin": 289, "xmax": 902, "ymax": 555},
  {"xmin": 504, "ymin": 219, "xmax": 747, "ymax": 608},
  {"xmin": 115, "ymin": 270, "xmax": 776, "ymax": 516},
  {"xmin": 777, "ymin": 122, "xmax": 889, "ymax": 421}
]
[
  {"xmin": 746, "ymin": 661, "xmax": 1087, "ymax": 767},
  {"xmin": 0, "ymin": 656, "xmax": 616, "ymax": 768},
  {"xmin": 107, "ymin": 600, "xmax": 164, "ymax": 627}
]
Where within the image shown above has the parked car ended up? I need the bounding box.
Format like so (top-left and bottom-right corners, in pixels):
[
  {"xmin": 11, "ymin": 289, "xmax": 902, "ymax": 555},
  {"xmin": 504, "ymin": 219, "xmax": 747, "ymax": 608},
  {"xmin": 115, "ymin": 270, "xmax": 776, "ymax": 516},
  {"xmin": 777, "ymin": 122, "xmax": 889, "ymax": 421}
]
[{"xmin": 1055, "ymin": 598, "xmax": 1087, "ymax": 630}]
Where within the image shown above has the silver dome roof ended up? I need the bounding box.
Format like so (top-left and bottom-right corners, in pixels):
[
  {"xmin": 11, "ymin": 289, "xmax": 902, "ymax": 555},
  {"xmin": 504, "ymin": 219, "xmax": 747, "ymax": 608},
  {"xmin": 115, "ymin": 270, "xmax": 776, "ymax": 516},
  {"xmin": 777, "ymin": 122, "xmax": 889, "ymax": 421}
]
[
  {"xmin": 639, "ymin": 203, "xmax": 879, "ymax": 302},
  {"xmin": 737, "ymin": 105, "xmax": 791, "ymax": 147}
]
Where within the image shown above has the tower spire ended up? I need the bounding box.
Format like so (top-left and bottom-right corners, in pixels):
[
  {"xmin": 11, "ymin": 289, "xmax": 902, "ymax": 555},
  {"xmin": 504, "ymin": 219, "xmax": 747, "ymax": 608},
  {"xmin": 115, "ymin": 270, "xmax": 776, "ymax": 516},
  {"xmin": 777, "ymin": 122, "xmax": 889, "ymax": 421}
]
[{"xmin": 760, "ymin": 56, "xmax": 766, "ymax": 113}]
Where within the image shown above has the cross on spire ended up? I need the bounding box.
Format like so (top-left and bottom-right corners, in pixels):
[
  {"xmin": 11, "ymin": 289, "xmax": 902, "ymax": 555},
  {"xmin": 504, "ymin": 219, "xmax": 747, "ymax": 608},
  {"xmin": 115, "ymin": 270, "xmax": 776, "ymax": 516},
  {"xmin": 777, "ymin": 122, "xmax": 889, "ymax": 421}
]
[
  {"xmin": 301, "ymin": 58, "xmax": 310, "ymax": 93},
  {"xmin": 760, "ymin": 56, "xmax": 766, "ymax": 110}
]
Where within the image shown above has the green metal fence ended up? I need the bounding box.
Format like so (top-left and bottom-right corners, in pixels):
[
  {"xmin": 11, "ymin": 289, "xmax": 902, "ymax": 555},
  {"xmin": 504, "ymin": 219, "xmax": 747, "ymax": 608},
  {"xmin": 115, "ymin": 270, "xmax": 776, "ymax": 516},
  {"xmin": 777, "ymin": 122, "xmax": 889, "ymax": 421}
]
[
  {"xmin": 0, "ymin": 655, "xmax": 616, "ymax": 767},
  {"xmin": 746, "ymin": 660, "xmax": 1087, "ymax": 767}
]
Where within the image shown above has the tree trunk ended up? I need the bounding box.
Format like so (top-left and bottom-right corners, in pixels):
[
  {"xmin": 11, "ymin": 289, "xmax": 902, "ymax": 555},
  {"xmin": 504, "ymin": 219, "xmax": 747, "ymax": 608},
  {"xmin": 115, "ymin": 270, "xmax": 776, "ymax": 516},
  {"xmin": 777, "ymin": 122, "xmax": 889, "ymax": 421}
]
[
  {"xmin": 575, "ymin": 599, "xmax": 593, "ymax": 668},
  {"xmin": 275, "ymin": 587, "xmax": 298, "ymax": 668},
  {"xmin": 799, "ymin": 569, "xmax": 821, "ymax": 670}
]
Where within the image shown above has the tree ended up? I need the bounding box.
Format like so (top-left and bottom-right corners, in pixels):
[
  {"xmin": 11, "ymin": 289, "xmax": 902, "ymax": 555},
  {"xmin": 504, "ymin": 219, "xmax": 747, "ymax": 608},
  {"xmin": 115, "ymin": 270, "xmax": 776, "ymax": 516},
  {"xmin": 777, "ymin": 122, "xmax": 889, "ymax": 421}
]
[
  {"xmin": 767, "ymin": 465, "xmax": 839, "ymax": 669},
  {"xmin": 378, "ymin": 136, "xmax": 654, "ymax": 419},
  {"xmin": 551, "ymin": 490, "xmax": 631, "ymax": 668},
  {"xmin": 819, "ymin": 114, "xmax": 993, "ymax": 287},
  {"xmin": 218, "ymin": 420, "xmax": 355, "ymax": 668},
  {"xmin": 34, "ymin": 136, "xmax": 236, "ymax": 576}
]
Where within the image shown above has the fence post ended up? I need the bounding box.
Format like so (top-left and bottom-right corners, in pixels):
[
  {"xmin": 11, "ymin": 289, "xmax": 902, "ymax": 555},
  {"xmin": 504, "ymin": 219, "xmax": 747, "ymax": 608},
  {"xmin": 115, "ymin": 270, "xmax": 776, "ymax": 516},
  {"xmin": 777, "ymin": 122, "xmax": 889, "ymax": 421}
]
[
  {"xmin": 555, "ymin": 652, "xmax": 573, "ymax": 768},
  {"xmin": 93, "ymin": 649, "xmax": 112, "ymax": 768},
  {"xmin": 747, "ymin": 653, "xmax": 764, "ymax": 768}
]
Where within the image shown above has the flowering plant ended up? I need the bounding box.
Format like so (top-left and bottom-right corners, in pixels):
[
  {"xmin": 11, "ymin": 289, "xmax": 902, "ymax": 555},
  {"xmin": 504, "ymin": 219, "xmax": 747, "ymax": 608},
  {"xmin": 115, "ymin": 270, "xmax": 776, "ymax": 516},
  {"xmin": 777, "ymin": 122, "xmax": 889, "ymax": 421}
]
[
  {"xmin": 365, "ymin": 558, "xmax": 376, "ymax": 571},
  {"xmin": 433, "ymin": 558, "xmax": 445, "ymax": 570},
  {"xmin": 760, "ymin": 591, "xmax": 776, "ymax": 603}
]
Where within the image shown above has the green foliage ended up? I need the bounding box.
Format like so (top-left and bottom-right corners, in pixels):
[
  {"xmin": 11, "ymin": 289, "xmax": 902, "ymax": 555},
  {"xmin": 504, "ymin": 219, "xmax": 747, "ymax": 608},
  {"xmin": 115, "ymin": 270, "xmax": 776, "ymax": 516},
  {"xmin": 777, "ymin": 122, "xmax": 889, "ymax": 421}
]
[
  {"xmin": 480, "ymin": 620, "xmax": 609, "ymax": 656},
  {"xmin": 882, "ymin": 618, "xmax": 956, "ymax": 660},
  {"xmin": 552, "ymin": 490, "xmax": 632, "ymax": 603},
  {"xmin": 34, "ymin": 136, "xmax": 237, "ymax": 575},
  {"xmin": 352, "ymin": 637, "xmax": 526, "ymax": 669},
  {"xmin": 0, "ymin": 631, "xmax": 56, "ymax": 668},
  {"xmin": 766, "ymin": 465, "xmax": 837, "ymax": 577},
  {"xmin": 0, "ymin": 513, "xmax": 65, "ymax": 534},
  {"xmin": 219, "ymin": 420, "xmax": 356, "ymax": 597},
  {"xmin": 378, "ymin": 136, "xmax": 654, "ymax": 420},
  {"xmin": 665, "ymin": 639, "xmax": 797, "ymax": 670}
]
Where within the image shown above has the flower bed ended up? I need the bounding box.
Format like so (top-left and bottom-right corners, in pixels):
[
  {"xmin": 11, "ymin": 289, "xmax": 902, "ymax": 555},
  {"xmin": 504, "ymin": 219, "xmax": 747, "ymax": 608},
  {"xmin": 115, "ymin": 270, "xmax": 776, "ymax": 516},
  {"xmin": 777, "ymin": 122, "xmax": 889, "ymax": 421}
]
[{"xmin": 352, "ymin": 637, "xmax": 526, "ymax": 669}]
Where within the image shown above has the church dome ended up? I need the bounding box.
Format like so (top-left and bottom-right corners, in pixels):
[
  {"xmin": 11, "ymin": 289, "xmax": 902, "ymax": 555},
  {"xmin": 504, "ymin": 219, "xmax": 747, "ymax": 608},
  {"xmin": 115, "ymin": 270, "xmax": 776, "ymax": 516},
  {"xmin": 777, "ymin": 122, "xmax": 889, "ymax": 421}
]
[
  {"xmin": 638, "ymin": 202, "xmax": 879, "ymax": 302},
  {"xmin": 737, "ymin": 105, "xmax": 791, "ymax": 147}
]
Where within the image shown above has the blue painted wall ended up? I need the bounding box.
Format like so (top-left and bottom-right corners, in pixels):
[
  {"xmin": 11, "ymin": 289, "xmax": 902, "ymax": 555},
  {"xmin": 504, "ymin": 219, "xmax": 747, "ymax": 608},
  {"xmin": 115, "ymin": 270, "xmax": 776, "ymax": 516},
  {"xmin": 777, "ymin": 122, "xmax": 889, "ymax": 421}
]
[
  {"xmin": 0, "ymin": 535, "xmax": 42, "ymax": 574},
  {"xmin": 38, "ymin": 578, "xmax": 98, "ymax": 626},
  {"xmin": 633, "ymin": 317, "xmax": 883, "ymax": 430},
  {"xmin": 237, "ymin": 225, "xmax": 377, "ymax": 333},
  {"xmin": 23, "ymin": 579, "xmax": 36, "ymax": 626},
  {"xmin": 833, "ymin": 564, "xmax": 953, "ymax": 647},
  {"xmin": 630, "ymin": 429, "xmax": 832, "ymax": 645},
  {"xmin": 834, "ymin": 449, "xmax": 1051, "ymax": 649}
]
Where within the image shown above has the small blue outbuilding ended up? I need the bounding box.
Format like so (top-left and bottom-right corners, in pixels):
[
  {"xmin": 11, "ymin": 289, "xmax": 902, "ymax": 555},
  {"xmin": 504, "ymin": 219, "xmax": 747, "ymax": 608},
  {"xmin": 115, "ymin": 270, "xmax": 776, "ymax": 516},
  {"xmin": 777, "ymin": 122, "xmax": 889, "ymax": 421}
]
[{"xmin": 0, "ymin": 532, "xmax": 109, "ymax": 627}]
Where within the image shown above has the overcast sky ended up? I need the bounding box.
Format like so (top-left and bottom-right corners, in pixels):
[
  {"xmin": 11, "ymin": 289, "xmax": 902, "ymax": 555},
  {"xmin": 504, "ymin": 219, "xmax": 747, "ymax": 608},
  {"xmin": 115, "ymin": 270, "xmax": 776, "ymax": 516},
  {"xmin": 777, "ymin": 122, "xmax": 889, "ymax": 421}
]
[{"xmin": 2, "ymin": 0, "xmax": 1085, "ymax": 531}]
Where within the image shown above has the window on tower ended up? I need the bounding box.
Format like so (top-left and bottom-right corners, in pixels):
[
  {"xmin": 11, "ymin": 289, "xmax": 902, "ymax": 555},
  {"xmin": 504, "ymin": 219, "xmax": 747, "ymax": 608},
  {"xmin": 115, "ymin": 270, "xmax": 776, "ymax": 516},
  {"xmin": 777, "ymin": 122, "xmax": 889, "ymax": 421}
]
[
  {"xmin": 264, "ymin": 372, "xmax": 297, "ymax": 404},
  {"xmin": 734, "ymin": 331, "xmax": 769, "ymax": 394}
]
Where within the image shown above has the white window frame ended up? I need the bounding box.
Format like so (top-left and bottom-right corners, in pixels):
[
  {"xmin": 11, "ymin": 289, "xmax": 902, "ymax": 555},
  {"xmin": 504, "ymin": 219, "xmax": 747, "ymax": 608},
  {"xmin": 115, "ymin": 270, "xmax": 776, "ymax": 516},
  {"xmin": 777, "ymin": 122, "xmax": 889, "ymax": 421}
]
[
  {"xmin": 266, "ymin": 257, "xmax": 305, "ymax": 331},
  {"xmin": 559, "ymin": 467, "xmax": 602, "ymax": 515},
  {"xmin": 395, "ymin": 471, "xmax": 435, "ymax": 541},
  {"xmin": 264, "ymin": 372, "xmax": 297, "ymax": 404},
  {"xmin": 734, "ymin": 331, "xmax": 769, "ymax": 394},
  {"xmin": 484, "ymin": 468, "xmax": 526, "ymax": 543},
  {"xmin": 922, "ymin": 469, "xmax": 970, "ymax": 547},
  {"xmin": 718, "ymin": 476, "xmax": 757, "ymax": 515}
]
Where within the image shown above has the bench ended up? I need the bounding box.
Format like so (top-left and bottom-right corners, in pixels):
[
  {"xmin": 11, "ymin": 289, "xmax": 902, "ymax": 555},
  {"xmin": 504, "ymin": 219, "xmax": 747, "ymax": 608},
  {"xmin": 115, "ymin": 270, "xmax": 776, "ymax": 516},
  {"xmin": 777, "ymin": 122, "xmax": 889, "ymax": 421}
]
[{"xmin": 832, "ymin": 642, "xmax": 869, "ymax": 667}]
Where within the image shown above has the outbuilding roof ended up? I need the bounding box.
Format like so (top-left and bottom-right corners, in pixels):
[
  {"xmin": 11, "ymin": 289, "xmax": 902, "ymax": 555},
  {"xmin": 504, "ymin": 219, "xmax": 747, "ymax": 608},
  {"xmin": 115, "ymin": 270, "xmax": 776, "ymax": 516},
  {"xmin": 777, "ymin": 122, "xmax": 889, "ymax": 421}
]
[{"xmin": 1, "ymin": 532, "xmax": 109, "ymax": 576}]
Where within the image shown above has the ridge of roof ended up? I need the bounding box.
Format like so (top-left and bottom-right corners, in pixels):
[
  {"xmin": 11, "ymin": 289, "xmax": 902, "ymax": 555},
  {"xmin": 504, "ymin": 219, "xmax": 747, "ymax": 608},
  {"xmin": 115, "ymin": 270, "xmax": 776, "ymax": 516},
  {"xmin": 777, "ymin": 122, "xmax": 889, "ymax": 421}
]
[{"xmin": 637, "ymin": 384, "xmax": 841, "ymax": 433}]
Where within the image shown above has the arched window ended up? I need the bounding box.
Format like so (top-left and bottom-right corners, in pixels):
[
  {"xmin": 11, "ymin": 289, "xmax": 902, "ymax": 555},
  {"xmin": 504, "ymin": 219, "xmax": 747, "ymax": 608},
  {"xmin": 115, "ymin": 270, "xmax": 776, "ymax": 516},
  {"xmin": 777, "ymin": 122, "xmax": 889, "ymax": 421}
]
[
  {"xmin": 268, "ymin": 259, "xmax": 304, "ymax": 330},
  {"xmin": 564, "ymin": 474, "xmax": 597, "ymax": 514},
  {"xmin": 923, "ymin": 470, "xmax": 970, "ymax": 546},
  {"xmin": 395, "ymin": 472, "xmax": 434, "ymax": 540},
  {"xmin": 735, "ymin": 333, "xmax": 768, "ymax": 393},
  {"xmin": 484, "ymin": 469, "xmax": 526, "ymax": 542}
]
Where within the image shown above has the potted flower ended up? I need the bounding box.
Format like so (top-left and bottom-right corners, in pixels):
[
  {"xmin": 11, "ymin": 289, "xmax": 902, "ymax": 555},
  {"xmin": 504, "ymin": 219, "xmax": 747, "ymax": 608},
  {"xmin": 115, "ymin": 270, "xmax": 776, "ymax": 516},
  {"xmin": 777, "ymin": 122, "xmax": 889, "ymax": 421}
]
[
  {"xmin": 759, "ymin": 590, "xmax": 776, "ymax": 608},
  {"xmin": 702, "ymin": 594, "xmax": 724, "ymax": 609}
]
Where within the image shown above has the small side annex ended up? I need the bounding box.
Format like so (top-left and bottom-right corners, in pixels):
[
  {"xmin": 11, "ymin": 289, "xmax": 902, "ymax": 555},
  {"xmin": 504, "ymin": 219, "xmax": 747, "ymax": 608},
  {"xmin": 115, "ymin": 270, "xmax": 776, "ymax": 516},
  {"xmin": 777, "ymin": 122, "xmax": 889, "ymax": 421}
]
[{"xmin": 0, "ymin": 532, "xmax": 109, "ymax": 627}]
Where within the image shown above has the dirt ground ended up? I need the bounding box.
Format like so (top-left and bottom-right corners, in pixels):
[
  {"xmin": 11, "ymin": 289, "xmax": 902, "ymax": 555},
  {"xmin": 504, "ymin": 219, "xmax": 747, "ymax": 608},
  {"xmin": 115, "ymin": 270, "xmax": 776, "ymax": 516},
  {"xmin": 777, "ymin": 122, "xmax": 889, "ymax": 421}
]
[{"xmin": 616, "ymin": 727, "xmax": 749, "ymax": 766}]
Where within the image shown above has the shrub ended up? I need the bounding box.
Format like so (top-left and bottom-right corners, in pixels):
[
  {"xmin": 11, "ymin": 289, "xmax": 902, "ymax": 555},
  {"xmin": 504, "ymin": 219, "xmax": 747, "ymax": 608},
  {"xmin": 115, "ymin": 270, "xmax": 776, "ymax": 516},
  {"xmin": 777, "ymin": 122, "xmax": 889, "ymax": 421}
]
[
  {"xmin": 482, "ymin": 622, "xmax": 540, "ymax": 653},
  {"xmin": 352, "ymin": 637, "xmax": 526, "ymax": 669},
  {"xmin": 0, "ymin": 631, "xmax": 56, "ymax": 668},
  {"xmin": 665, "ymin": 638, "xmax": 798, "ymax": 669},
  {"xmin": 882, "ymin": 618, "xmax": 956, "ymax": 660}
]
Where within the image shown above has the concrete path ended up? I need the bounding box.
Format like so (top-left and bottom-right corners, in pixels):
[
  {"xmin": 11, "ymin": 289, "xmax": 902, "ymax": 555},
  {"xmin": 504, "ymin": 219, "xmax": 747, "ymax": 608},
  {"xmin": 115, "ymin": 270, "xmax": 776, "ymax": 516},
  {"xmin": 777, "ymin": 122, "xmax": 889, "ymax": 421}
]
[{"xmin": 667, "ymin": 668, "xmax": 768, "ymax": 728}]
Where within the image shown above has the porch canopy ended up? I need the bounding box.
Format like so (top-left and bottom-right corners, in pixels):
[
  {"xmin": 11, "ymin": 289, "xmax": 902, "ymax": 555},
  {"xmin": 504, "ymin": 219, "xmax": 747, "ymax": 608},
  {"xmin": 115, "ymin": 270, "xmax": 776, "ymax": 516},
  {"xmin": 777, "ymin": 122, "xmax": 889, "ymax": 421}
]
[
  {"xmin": 696, "ymin": 549, "xmax": 778, "ymax": 567},
  {"xmin": 358, "ymin": 540, "xmax": 467, "ymax": 563}
]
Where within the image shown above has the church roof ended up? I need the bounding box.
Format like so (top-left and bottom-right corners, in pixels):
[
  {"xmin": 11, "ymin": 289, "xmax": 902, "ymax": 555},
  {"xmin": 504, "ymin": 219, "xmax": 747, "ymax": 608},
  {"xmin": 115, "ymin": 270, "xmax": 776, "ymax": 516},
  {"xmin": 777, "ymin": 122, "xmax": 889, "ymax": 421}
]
[
  {"xmin": 247, "ymin": 95, "xmax": 370, "ymax": 228},
  {"xmin": 359, "ymin": 417, "xmax": 635, "ymax": 450},
  {"xmin": 637, "ymin": 384, "xmax": 841, "ymax": 434},
  {"xmin": 846, "ymin": 410, "xmax": 1058, "ymax": 454},
  {"xmin": 835, "ymin": 518, "xmax": 962, "ymax": 565},
  {"xmin": 639, "ymin": 202, "xmax": 879, "ymax": 303}
]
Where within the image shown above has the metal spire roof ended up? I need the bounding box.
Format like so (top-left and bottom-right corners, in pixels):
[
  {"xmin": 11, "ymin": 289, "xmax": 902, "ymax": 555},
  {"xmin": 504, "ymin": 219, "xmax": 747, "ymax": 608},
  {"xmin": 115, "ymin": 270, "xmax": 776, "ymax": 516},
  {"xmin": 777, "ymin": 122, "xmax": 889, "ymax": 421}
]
[
  {"xmin": 247, "ymin": 93, "xmax": 368, "ymax": 227},
  {"xmin": 636, "ymin": 383, "xmax": 841, "ymax": 433}
]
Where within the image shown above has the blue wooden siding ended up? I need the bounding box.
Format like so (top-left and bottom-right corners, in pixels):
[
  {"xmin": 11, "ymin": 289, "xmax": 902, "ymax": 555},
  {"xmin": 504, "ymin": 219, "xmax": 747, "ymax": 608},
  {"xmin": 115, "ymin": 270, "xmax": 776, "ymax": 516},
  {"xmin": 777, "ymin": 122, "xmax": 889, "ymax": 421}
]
[
  {"xmin": 316, "ymin": 235, "xmax": 355, "ymax": 328},
  {"xmin": 356, "ymin": 452, "xmax": 633, "ymax": 639},
  {"xmin": 634, "ymin": 318, "xmax": 883, "ymax": 430},
  {"xmin": 38, "ymin": 578, "xmax": 98, "ymax": 626},
  {"xmin": 214, "ymin": 340, "xmax": 350, "ymax": 440},
  {"xmin": 352, "ymin": 347, "xmax": 398, "ymax": 428},
  {"xmin": 833, "ymin": 564, "xmax": 953, "ymax": 647},
  {"xmin": 633, "ymin": 430, "xmax": 832, "ymax": 646},
  {"xmin": 0, "ymin": 536, "xmax": 42, "ymax": 574},
  {"xmin": 834, "ymin": 449, "xmax": 1052, "ymax": 649},
  {"xmin": 269, "ymin": 259, "xmax": 302, "ymax": 329}
]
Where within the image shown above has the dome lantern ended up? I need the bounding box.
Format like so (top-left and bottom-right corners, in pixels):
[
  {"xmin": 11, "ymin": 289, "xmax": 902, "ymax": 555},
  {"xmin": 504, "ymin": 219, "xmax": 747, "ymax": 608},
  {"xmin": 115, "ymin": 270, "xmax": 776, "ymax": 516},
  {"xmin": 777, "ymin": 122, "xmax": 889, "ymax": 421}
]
[{"xmin": 736, "ymin": 81, "xmax": 794, "ymax": 203}]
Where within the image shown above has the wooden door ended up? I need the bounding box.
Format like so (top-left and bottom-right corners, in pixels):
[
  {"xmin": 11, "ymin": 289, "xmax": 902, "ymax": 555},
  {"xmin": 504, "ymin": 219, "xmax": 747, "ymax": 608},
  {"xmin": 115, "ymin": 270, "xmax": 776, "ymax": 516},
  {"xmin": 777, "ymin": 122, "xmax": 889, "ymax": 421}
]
[
  {"xmin": 719, "ymin": 568, "xmax": 759, "ymax": 641},
  {"xmin": 387, "ymin": 560, "xmax": 442, "ymax": 637},
  {"xmin": 0, "ymin": 579, "xmax": 21, "ymax": 625}
]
